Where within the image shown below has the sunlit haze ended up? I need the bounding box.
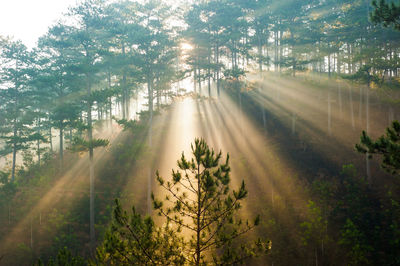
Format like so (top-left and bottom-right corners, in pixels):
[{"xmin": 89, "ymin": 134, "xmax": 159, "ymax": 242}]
[
  {"xmin": 0, "ymin": 0, "xmax": 76, "ymax": 48},
  {"xmin": 1, "ymin": 0, "xmax": 400, "ymax": 264}
]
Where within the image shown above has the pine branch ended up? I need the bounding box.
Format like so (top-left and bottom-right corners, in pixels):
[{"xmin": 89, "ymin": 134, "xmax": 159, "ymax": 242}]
[
  {"xmin": 125, "ymin": 224, "xmax": 157, "ymax": 265},
  {"xmin": 158, "ymin": 208, "xmax": 197, "ymax": 232},
  {"xmin": 201, "ymin": 224, "xmax": 255, "ymax": 253},
  {"xmin": 201, "ymin": 198, "xmax": 239, "ymax": 231}
]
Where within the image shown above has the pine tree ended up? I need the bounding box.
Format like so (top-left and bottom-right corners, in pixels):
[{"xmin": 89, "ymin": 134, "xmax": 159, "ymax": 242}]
[
  {"xmin": 356, "ymin": 120, "xmax": 400, "ymax": 175},
  {"xmin": 95, "ymin": 138, "xmax": 269, "ymax": 265},
  {"xmin": 0, "ymin": 39, "xmax": 35, "ymax": 181},
  {"xmin": 38, "ymin": 23, "xmax": 84, "ymax": 170},
  {"xmin": 153, "ymin": 138, "xmax": 269, "ymax": 265},
  {"xmin": 94, "ymin": 199, "xmax": 185, "ymax": 265},
  {"xmin": 371, "ymin": 0, "xmax": 400, "ymax": 30},
  {"xmin": 67, "ymin": 0, "xmax": 110, "ymax": 252}
]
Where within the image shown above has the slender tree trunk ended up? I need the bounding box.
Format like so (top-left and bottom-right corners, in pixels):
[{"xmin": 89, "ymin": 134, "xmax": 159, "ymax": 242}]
[
  {"xmin": 293, "ymin": 57, "xmax": 296, "ymax": 77},
  {"xmin": 279, "ymin": 29, "xmax": 283, "ymax": 74},
  {"xmin": 36, "ymin": 118, "xmax": 41, "ymax": 164},
  {"xmin": 97, "ymin": 105, "xmax": 101, "ymax": 121},
  {"xmin": 337, "ymin": 44, "xmax": 341, "ymax": 75},
  {"xmin": 37, "ymin": 140, "xmax": 40, "ymax": 165},
  {"xmin": 59, "ymin": 127, "xmax": 64, "ymax": 170},
  {"xmin": 231, "ymin": 42, "xmax": 235, "ymax": 69},
  {"xmin": 338, "ymin": 81, "xmax": 342, "ymax": 117},
  {"xmin": 258, "ymin": 34, "xmax": 263, "ymax": 76},
  {"xmin": 328, "ymin": 88, "xmax": 332, "ymax": 135},
  {"xmin": 349, "ymin": 85, "xmax": 355, "ymax": 130},
  {"xmin": 194, "ymin": 67, "xmax": 197, "ymax": 93},
  {"xmin": 197, "ymin": 55, "xmax": 202, "ymax": 95},
  {"xmin": 347, "ymin": 43, "xmax": 351, "ymax": 74},
  {"xmin": 157, "ymin": 77, "xmax": 161, "ymax": 110},
  {"xmin": 351, "ymin": 44, "xmax": 355, "ymax": 74},
  {"xmin": 49, "ymin": 127, "xmax": 53, "ymax": 152},
  {"xmin": 147, "ymin": 76, "xmax": 153, "ymax": 214},
  {"xmin": 333, "ymin": 51, "xmax": 337, "ymax": 74},
  {"xmin": 11, "ymin": 60, "xmax": 19, "ymax": 182},
  {"xmin": 208, "ymin": 26, "xmax": 211, "ymax": 97},
  {"xmin": 366, "ymin": 84, "xmax": 371, "ymax": 184},
  {"xmin": 275, "ymin": 31, "xmax": 278, "ymax": 72},
  {"xmin": 216, "ymin": 42, "xmax": 220, "ymax": 96},
  {"xmin": 328, "ymin": 50, "xmax": 331, "ymax": 78},
  {"xmin": 86, "ymin": 56, "xmax": 95, "ymax": 251},
  {"xmin": 359, "ymin": 87, "xmax": 363, "ymax": 123},
  {"xmin": 234, "ymin": 41, "xmax": 238, "ymax": 69},
  {"xmin": 122, "ymin": 43, "xmax": 127, "ymax": 120},
  {"xmin": 11, "ymin": 123, "xmax": 17, "ymax": 182},
  {"xmin": 107, "ymin": 70, "xmax": 113, "ymax": 129},
  {"xmin": 196, "ymin": 163, "xmax": 201, "ymax": 266}
]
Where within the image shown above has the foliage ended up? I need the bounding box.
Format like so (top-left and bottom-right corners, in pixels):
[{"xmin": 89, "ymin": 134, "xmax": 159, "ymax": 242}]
[
  {"xmin": 95, "ymin": 139, "xmax": 268, "ymax": 265},
  {"xmin": 300, "ymin": 201, "xmax": 328, "ymax": 247},
  {"xmin": 37, "ymin": 247, "xmax": 86, "ymax": 266},
  {"xmin": 115, "ymin": 118, "xmax": 140, "ymax": 132},
  {"xmin": 94, "ymin": 199, "xmax": 185, "ymax": 265},
  {"xmin": 153, "ymin": 138, "xmax": 269, "ymax": 265},
  {"xmin": 68, "ymin": 136, "xmax": 109, "ymax": 153},
  {"xmin": 371, "ymin": 0, "xmax": 400, "ymax": 30},
  {"xmin": 356, "ymin": 120, "xmax": 400, "ymax": 175},
  {"xmin": 338, "ymin": 219, "xmax": 372, "ymax": 265}
]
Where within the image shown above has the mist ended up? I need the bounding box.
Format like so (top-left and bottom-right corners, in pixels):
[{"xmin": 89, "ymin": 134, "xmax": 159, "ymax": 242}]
[{"xmin": 0, "ymin": 0, "xmax": 400, "ymax": 265}]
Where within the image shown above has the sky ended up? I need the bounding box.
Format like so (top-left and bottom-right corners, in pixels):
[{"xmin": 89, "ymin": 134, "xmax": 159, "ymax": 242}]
[
  {"xmin": 0, "ymin": 0, "xmax": 190, "ymax": 49},
  {"xmin": 0, "ymin": 0, "xmax": 77, "ymax": 48}
]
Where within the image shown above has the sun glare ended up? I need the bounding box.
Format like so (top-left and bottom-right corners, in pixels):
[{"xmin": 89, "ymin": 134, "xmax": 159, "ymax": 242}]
[{"xmin": 180, "ymin": 42, "xmax": 193, "ymax": 51}]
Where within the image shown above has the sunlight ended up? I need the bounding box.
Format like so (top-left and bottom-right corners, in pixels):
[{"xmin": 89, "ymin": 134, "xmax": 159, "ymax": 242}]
[
  {"xmin": 180, "ymin": 42, "xmax": 193, "ymax": 51},
  {"xmin": 246, "ymin": 72, "xmax": 390, "ymax": 170},
  {"xmin": 1, "ymin": 124, "xmax": 125, "ymax": 251},
  {"xmin": 2, "ymin": 0, "xmax": 400, "ymax": 263}
]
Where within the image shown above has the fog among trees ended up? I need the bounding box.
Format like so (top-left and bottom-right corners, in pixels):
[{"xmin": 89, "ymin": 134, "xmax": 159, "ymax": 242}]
[{"xmin": 1, "ymin": 0, "xmax": 400, "ymax": 265}]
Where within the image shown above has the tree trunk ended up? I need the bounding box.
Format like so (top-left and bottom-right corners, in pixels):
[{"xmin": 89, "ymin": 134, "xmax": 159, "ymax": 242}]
[
  {"xmin": 208, "ymin": 26, "xmax": 211, "ymax": 97},
  {"xmin": 328, "ymin": 50, "xmax": 331, "ymax": 78},
  {"xmin": 197, "ymin": 56, "xmax": 202, "ymax": 95},
  {"xmin": 328, "ymin": 88, "xmax": 332, "ymax": 135},
  {"xmin": 59, "ymin": 127, "xmax": 64, "ymax": 171},
  {"xmin": 49, "ymin": 127, "xmax": 53, "ymax": 153},
  {"xmin": 349, "ymin": 85, "xmax": 355, "ymax": 130},
  {"xmin": 11, "ymin": 124, "xmax": 17, "ymax": 182},
  {"xmin": 366, "ymin": 84, "xmax": 371, "ymax": 184},
  {"xmin": 122, "ymin": 43, "xmax": 127, "ymax": 120},
  {"xmin": 37, "ymin": 139, "xmax": 40, "ymax": 165},
  {"xmin": 279, "ymin": 29, "xmax": 283, "ymax": 74},
  {"xmin": 196, "ymin": 163, "xmax": 201, "ymax": 266},
  {"xmin": 338, "ymin": 81, "xmax": 342, "ymax": 117},
  {"xmin": 147, "ymin": 77, "xmax": 153, "ymax": 214},
  {"xmin": 258, "ymin": 34, "xmax": 263, "ymax": 76},
  {"xmin": 107, "ymin": 70, "xmax": 113, "ymax": 129},
  {"xmin": 275, "ymin": 31, "xmax": 278, "ymax": 72},
  {"xmin": 86, "ymin": 51, "xmax": 95, "ymax": 251},
  {"xmin": 359, "ymin": 87, "xmax": 363, "ymax": 124},
  {"xmin": 216, "ymin": 41, "xmax": 220, "ymax": 97},
  {"xmin": 194, "ymin": 68, "xmax": 197, "ymax": 93}
]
